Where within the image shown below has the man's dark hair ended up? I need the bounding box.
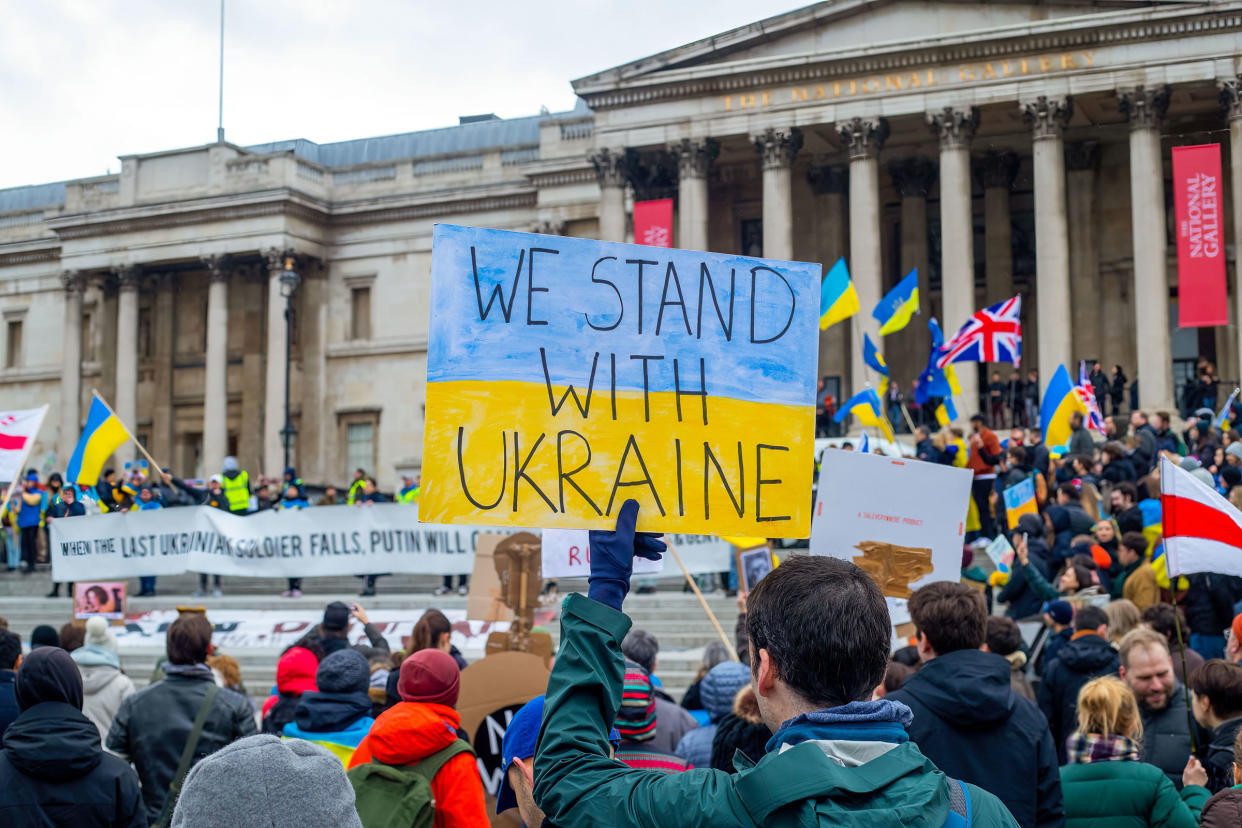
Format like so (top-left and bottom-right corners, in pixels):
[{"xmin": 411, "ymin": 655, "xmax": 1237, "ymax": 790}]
[
  {"xmin": 746, "ymin": 556, "xmax": 889, "ymax": 708},
  {"xmin": 883, "ymin": 661, "xmax": 913, "ymax": 694},
  {"xmin": 1074, "ymin": 604, "xmax": 1109, "ymax": 633},
  {"xmin": 1141, "ymin": 603, "xmax": 1187, "ymax": 646},
  {"xmin": 1057, "ymin": 482, "xmax": 1080, "ymax": 501},
  {"xmin": 1190, "ymin": 660, "xmax": 1242, "ymax": 719},
  {"xmin": 102, "ymin": 468, "xmax": 114, "ymax": 480},
  {"xmin": 1114, "ymin": 482, "xmax": 1138, "ymax": 504},
  {"xmin": 985, "ymin": 616, "xmax": 1024, "ymax": 657},
  {"xmin": 0, "ymin": 630, "xmax": 19, "ymax": 670},
  {"xmin": 908, "ymin": 581, "xmax": 986, "ymax": 654},
  {"xmin": 970, "ymin": 413, "xmax": 985, "ymax": 424},
  {"xmin": 1120, "ymin": 532, "xmax": 1148, "ymax": 556},
  {"xmin": 167, "ymin": 613, "xmax": 214, "ymax": 665},
  {"xmin": 621, "ymin": 629, "xmax": 660, "ymax": 674},
  {"xmin": 1007, "ymin": 445, "xmax": 1027, "ymax": 466}
]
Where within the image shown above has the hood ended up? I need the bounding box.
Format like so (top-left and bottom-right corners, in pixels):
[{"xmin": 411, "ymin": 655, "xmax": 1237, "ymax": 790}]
[
  {"xmin": 224, "ymin": 469, "xmax": 241, "ymax": 480},
  {"xmin": 368, "ymin": 702, "xmax": 460, "ymax": 765},
  {"xmin": 1058, "ymin": 634, "xmax": 1119, "ymax": 673},
  {"xmin": 1202, "ymin": 785, "xmax": 1242, "ymax": 827},
  {"xmin": 1047, "ymin": 505, "xmax": 1070, "ymax": 532},
  {"xmin": 78, "ymin": 663, "xmax": 123, "ymax": 695},
  {"xmin": 700, "ymin": 662, "xmax": 751, "ymax": 721},
  {"xmin": 276, "ymin": 647, "xmax": 319, "ymax": 695},
  {"xmin": 72, "ymin": 643, "xmax": 120, "ymax": 670},
  {"xmin": 294, "ymin": 691, "xmax": 374, "ymax": 733},
  {"xmin": 899, "ymin": 649, "xmax": 1016, "ymax": 729},
  {"xmin": 2, "ymin": 702, "xmax": 102, "ymax": 781}
]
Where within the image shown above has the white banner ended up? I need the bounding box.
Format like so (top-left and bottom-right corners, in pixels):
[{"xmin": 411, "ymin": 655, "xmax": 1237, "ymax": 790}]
[{"xmin": 50, "ymin": 505, "xmax": 742, "ymax": 581}]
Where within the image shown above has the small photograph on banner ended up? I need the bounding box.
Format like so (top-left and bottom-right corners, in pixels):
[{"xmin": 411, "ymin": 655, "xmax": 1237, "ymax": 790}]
[
  {"xmin": 1002, "ymin": 477, "xmax": 1039, "ymax": 529},
  {"xmin": 74, "ymin": 581, "xmax": 126, "ymax": 620}
]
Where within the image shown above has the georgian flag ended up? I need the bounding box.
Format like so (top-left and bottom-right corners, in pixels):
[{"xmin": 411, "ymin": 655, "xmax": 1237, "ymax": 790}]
[{"xmin": 1161, "ymin": 453, "xmax": 1242, "ymax": 577}]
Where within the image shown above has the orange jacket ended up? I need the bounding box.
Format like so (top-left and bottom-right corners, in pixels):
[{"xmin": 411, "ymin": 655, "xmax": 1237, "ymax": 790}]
[
  {"xmin": 967, "ymin": 427, "xmax": 1002, "ymax": 478},
  {"xmin": 348, "ymin": 701, "xmax": 486, "ymax": 828}
]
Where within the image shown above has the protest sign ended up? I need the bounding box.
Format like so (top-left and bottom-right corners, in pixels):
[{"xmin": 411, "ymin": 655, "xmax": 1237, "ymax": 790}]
[
  {"xmin": 810, "ymin": 450, "xmax": 972, "ymax": 598},
  {"xmin": 983, "ymin": 534, "xmax": 1014, "ymax": 577},
  {"xmin": 74, "ymin": 581, "xmax": 125, "ymax": 620},
  {"xmin": 457, "ymin": 652, "xmax": 551, "ymax": 801},
  {"xmin": 1002, "ymin": 477, "xmax": 1038, "ymax": 529},
  {"xmin": 540, "ymin": 528, "xmax": 662, "ymax": 578},
  {"xmin": 737, "ymin": 544, "xmax": 773, "ymax": 591},
  {"xmin": 419, "ymin": 224, "xmax": 820, "ymax": 537}
]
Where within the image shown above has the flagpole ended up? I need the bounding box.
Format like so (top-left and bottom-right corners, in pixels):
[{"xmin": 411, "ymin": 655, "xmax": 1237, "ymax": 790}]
[
  {"xmin": 1169, "ymin": 586, "xmax": 1198, "ymax": 754},
  {"xmin": 89, "ymin": 389, "xmax": 166, "ymax": 478},
  {"xmin": 0, "ymin": 404, "xmax": 48, "ymax": 523},
  {"xmin": 665, "ymin": 543, "xmax": 737, "ymax": 661}
]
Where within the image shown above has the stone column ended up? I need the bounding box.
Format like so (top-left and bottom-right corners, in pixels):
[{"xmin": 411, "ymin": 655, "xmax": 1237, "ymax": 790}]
[
  {"xmin": 589, "ymin": 148, "xmax": 628, "ymax": 243},
  {"xmin": 672, "ymin": 138, "xmax": 718, "ymax": 251},
  {"xmin": 837, "ymin": 117, "xmax": 889, "ymax": 397},
  {"xmin": 976, "ymin": 151, "xmax": 1019, "ymax": 307},
  {"xmin": 1221, "ymin": 77, "xmax": 1242, "ymax": 392},
  {"xmin": 1022, "ymin": 96, "xmax": 1073, "ymax": 400},
  {"xmin": 1065, "ymin": 142, "xmax": 1101, "ymax": 363},
  {"xmin": 201, "ymin": 255, "xmax": 231, "ymax": 474},
  {"xmin": 264, "ymin": 249, "xmax": 294, "ymax": 477},
  {"xmin": 807, "ymin": 164, "xmax": 850, "ymax": 384},
  {"xmin": 753, "ymin": 127, "xmax": 803, "ymax": 261},
  {"xmin": 60, "ymin": 271, "xmax": 83, "ymax": 456},
  {"xmin": 114, "ymin": 265, "xmax": 139, "ymax": 462},
  {"xmin": 887, "ymin": 156, "xmax": 937, "ymax": 378},
  {"xmin": 1119, "ymin": 86, "xmax": 1173, "ymax": 412},
  {"xmin": 929, "ymin": 107, "xmax": 980, "ymax": 415}
]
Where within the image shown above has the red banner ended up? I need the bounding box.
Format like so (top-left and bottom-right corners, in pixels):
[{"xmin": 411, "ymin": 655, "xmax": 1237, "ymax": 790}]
[
  {"xmin": 1172, "ymin": 144, "xmax": 1227, "ymax": 327},
  {"xmin": 633, "ymin": 198, "xmax": 673, "ymax": 247}
]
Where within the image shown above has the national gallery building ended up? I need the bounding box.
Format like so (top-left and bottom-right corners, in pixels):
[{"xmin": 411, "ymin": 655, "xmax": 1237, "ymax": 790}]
[{"xmin": 3, "ymin": 0, "xmax": 1242, "ymax": 487}]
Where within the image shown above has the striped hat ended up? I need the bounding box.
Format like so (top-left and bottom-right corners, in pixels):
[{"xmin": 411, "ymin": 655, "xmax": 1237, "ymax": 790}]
[{"xmin": 616, "ymin": 661, "xmax": 657, "ymax": 743}]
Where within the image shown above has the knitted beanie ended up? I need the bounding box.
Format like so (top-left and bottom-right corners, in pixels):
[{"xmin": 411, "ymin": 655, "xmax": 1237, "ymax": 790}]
[
  {"xmin": 316, "ymin": 649, "xmax": 370, "ymax": 695},
  {"xmin": 84, "ymin": 616, "xmax": 117, "ymax": 651},
  {"xmin": 397, "ymin": 648, "xmax": 460, "ymax": 707},
  {"xmin": 616, "ymin": 661, "xmax": 657, "ymax": 742}
]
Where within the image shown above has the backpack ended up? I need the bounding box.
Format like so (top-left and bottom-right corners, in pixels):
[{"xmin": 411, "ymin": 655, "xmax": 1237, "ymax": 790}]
[{"xmin": 347, "ymin": 740, "xmax": 474, "ymax": 828}]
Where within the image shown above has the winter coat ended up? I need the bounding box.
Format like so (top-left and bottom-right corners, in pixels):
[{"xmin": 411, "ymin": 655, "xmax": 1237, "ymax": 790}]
[
  {"xmin": 1138, "ymin": 682, "xmax": 1194, "ymax": 789},
  {"xmin": 1204, "ymin": 717, "xmax": 1242, "ymax": 794},
  {"xmin": 1184, "ymin": 574, "xmax": 1242, "ymax": 637},
  {"xmin": 72, "ymin": 646, "xmax": 135, "ymax": 742},
  {"xmin": 1038, "ymin": 633, "xmax": 1121, "ymax": 764},
  {"xmin": 999, "ymin": 535, "xmax": 1054, "ymax": 619},
  {"xmin": 347, "ymin": 701, "xmax": 487, "ymax": 828},
  {"xmin": 1048, "ymin": 506, "xmax": 1076, "ymax": 563},
  {"xmin": 1119, "ymin": 561, "xmax": 1159, "ymax": 610},
  {"xmin": 106, "ymin": 664, "xmax": 257, "ymax": 822},
  {"xmin": 1058, "ymin": 757, "xmax": 1207, "ymax": 828},
  {"xmin": 0, "ymin": 670, "xmax": 18, "ymax": 743},
  {"xmin": 885, "ymin": 648, "xmax": 1064, "ymax": 828},
  {"xmin": 533, "ymin": 594, "xmax": 1019, "ymax": 828},
  {"xmin": 282, "ymin": 690, "xmax": 374, "ymax": 765},
  {"xmin": 0, "ymin": 701, "xmax": 146, "ymax": 827},
  {"xmin": 1040, "ymin": 627, "xmax": 1074, "ymax": 677},
  {"xmin": 1200, "ymin": 785, "xmax": 1242, "ymax": 828},
  {"xmin": 709, "ymin": 686, "xmax": 770, "ymax": 774},
  {"xmin": 675, "ymin": 662, "xmax": 749, "ymax": 768},
  {"xmin": 1102, "ymin": 458, "xmax": 1138, "ymax": 485},
  {"xmin": 1069, "ymin": 427, "xmax": 1095, "ymax": 458}
]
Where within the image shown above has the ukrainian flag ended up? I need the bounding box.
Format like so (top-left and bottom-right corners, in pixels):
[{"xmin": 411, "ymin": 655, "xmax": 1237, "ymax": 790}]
[
  {"xmin": 65, "ymin": 394, "xmax": 131, "ymax": 485},
  {"xmin": 1039, "ymin": 365, "xmax": 1088, "ymax": 452},
  {"xmin": 833, "ymin": 387, "xmax": 894, "ymax": 442},
  {"xmin": 863, "ymin": 334, "xmax": 888, "ymax": 379},
  {"xmin": 935, "ymin": 397, "xmax": 958, "ymax": 426},
  {"xmin": 873, "ymin": 269, "xmax": 919, "ymax": 336},
  {"xmin": 820, "ymin": 258, "xmax": 859, "ymax": 331}
]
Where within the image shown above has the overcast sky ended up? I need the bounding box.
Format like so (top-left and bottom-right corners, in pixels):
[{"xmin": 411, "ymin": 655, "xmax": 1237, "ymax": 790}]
[{"xmin": 0, "ymin": 0, "xmax": 804, "ymax": 190}]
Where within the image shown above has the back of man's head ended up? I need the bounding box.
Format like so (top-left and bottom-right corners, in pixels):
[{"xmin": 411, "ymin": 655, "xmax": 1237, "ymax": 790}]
[
  {"xmin": 1140, "ymin": 603, "xmax": 1186, "ymax": 646},
  {"xmin": 167, "ymin": 613, "xmax": 214, "ymax": 665},
  {"xmin": 746, "ymin": 556, "xmax": 889, "ymax": 708},
  {"xmin": 1074, "ymin": 604, "xmax": 1109, "ymax": 634},
  {"xmin": 985, "ymin": 616, "xmax": 1024, "ymax": 657},
  {"xmin": 621, "ymin": 629, "xmax": 659, "ymax": 675},
  {"xmin": 0, "ymin": 630, "xmax": 19, "ymax": 670},
  {"xmin": 908, "ymin": 581, "xmax": 986, "ymax": 656},
  {"xmin": 1190, "ymin": 660, "xmax": 1242, "ymax": 720}
]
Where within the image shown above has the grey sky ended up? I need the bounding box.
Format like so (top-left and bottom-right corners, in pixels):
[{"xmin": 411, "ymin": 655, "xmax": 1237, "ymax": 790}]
[{"xmin": 0, "ymin": 0, "xmax": 803, "ymax": 190}]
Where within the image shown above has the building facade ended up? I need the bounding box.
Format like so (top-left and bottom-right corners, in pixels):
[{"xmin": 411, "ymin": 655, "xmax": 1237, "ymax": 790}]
[{"xmin": 4, "ymin": 0, "xmax": 1242, "ymax": 487}]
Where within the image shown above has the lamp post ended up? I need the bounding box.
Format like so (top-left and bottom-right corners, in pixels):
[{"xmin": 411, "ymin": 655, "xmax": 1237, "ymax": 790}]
[{"xmin": 278, "ymin": 257, "xmax": 300, "ymax": 472}]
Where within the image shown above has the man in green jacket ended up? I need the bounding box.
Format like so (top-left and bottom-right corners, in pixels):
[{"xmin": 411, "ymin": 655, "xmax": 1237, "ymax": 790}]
[{"xmin": 534, "ymin": 500, "xmax": 1020, "ymax": 827}]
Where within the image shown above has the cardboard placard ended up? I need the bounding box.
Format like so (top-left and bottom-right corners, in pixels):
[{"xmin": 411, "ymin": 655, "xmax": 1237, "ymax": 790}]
[
  {"xmin": 1002, "ymin": 477, "xmax": 1038, "ymax": 529},
  {"xmin": 420, "ymin": 224, "xmax": 820, "ymax": 536},
  {"xmin": 74, "ymin": 581, "xmax": 126, "ymax": 620}
]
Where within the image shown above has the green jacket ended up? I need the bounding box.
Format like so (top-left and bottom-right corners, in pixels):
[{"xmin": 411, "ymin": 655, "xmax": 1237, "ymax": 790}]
[
  {"xmin": 534, "ymin": 593, "xmax": 1020, "ymax": 827},
  {"xmin": 1059, "ymin": 760, "xmax": 1209, "ymax": 828}
]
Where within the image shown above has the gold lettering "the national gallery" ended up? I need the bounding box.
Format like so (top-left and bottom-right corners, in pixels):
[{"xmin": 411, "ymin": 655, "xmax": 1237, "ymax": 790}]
[{"xmin": 720, "ymin": 51, "xmax": 1095, "ymax": 110}]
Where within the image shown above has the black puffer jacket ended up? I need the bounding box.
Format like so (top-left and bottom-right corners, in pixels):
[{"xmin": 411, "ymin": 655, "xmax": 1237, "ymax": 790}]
[
  {"xmin": 1037, "ymin": 632, "xmax": 1120, "ymax": 763},
  {"xmin": 709, "ymin": 712, "xmax": 770, "ymax": 773},
  {"xmin": 1184, "ymin": 573, "xmax": 1242, "ymax": 637},
  {"xmin": 106, "ymin": 665, "xmax": 256, "ymax": 822},
  {"xmin": 0, "ymin": 701, "xmax": 146, "ymax": 827}
]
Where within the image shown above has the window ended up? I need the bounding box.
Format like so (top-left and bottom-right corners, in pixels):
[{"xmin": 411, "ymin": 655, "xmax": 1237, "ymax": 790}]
[
  {"xmin": 346, "ymin": 422, "xmax": 374, "ymax": 478},
  {"xmin": 5, "ymin": 320, "xmax": 21, "ymax": 369},
  {"xmin": 350, "ymin": 286, "xmax": 372, "ymax": 340}
]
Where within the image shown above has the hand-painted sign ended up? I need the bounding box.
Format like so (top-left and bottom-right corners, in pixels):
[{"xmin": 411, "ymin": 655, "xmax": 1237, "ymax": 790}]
[{"xmin": 420, "ymin": 225, "xmax": 819, "ymax": 536}]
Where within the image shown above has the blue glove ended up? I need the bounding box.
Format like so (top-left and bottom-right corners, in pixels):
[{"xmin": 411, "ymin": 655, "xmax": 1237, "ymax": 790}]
[{"xmin": 586, "ymin": 499, "xmax": 666, "ymax": 611}]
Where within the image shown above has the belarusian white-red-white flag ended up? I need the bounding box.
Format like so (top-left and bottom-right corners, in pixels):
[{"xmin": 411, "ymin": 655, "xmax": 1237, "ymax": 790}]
[{"xmin": 1161, "ymin": 453, "xmax": 1242, "ymax": 577}]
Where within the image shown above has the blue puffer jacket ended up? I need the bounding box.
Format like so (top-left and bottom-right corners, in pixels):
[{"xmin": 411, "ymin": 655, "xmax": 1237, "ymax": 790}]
[{"xmin": 675, "ymin": 662, "xmax": 749, "ymax": 768}]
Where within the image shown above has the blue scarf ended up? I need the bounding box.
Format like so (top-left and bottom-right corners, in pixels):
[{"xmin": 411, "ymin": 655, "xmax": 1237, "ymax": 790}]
[{"xmin": 765, "ymin": 699, "xmax": 913, "ymax": 754}]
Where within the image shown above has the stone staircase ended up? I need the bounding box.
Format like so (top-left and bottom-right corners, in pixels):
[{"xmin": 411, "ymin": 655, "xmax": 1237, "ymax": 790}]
[{"xmin": 0, "ymin": 569, "xmax": 740, "ymax": 710}]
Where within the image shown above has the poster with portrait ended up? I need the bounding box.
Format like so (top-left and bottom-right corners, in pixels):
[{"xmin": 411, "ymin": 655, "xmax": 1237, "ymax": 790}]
[
  {"xmin": 74, "ymin": 581, "xmax": 126, "ymax": 619},
  {"xmin": 737, "ymin": 544, "xmax": 774, "ymax": 592}
]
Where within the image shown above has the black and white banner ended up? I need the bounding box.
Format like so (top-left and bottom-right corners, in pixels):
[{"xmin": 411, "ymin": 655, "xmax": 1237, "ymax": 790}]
[{"xmin": 49, "ymin": 504, "xmax": 736, "ymax": 581}]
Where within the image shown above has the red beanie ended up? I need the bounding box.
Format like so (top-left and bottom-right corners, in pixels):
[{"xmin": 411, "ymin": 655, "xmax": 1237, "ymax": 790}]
[
  {"xmin": 398, "ymin": 649, "xmax": 460, "ymax": 707},
  {"xmin": 276, "ymin": 646, "xmax": 318, "ymax": 695},
  {"xmin": 1232, "ymin": 613, "xmax": 1242, "ymax": 645}
]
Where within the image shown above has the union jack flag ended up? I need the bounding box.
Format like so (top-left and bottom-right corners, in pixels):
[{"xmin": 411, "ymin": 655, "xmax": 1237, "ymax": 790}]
[
  {"xmin": 1076, "ymin": 361, "xmax": 1106, "ymax": 432},
  {"xmin": 935, "ymin": 296, "xmax": 1022, "ymax": 368}
]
